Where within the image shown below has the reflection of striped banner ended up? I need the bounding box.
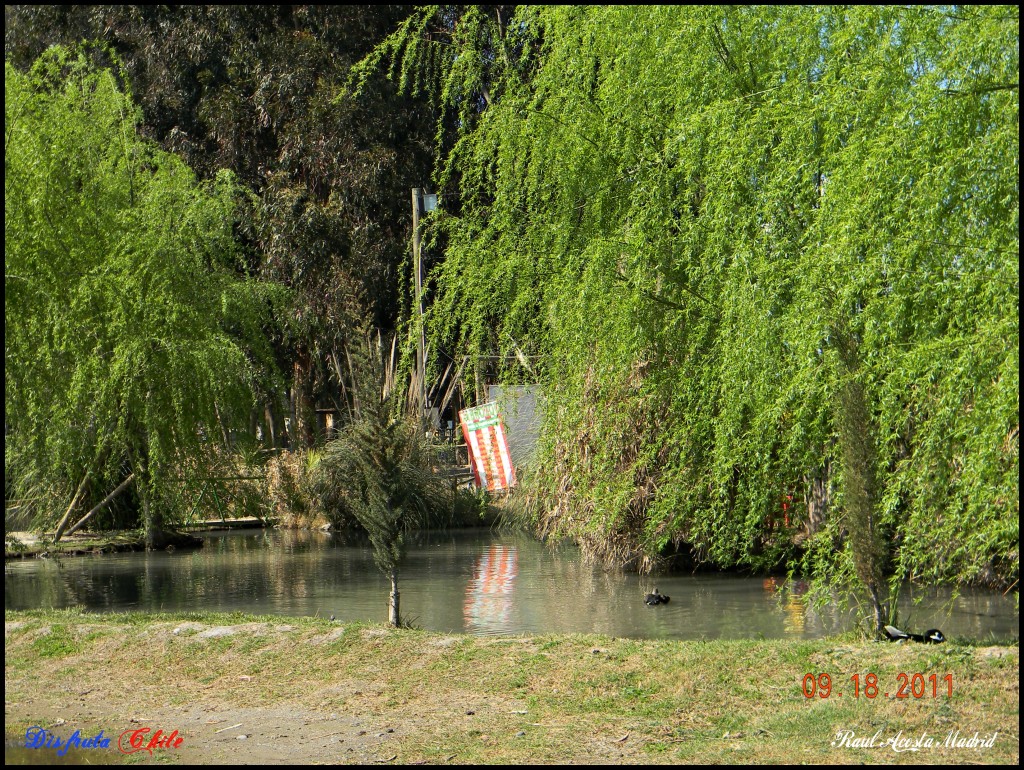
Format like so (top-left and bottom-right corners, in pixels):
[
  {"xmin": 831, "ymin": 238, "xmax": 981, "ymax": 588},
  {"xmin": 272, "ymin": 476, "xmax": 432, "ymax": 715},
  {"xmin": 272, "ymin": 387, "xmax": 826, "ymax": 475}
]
[
  {"xmin": 459, "ymin": 403, "xmax": 516, "ymax": 491},
  {"xmin": 477, "ymin": 545, "xmax": 518, "ymax": 593},
  {"xmin": 464, "ymin": 545, "xmax": 518, "ymax": 632}
]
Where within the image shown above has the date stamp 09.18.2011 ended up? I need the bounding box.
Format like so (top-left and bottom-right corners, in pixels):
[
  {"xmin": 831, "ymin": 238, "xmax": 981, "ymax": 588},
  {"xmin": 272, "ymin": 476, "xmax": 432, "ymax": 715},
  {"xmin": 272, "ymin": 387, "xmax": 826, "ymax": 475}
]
[
  {"xmin": 801, "ymin": 671, "xmax": 953, "ymax": 699},
  {"xmin": 802, "ymin": 672, "xmax": 1001, "ymax": 755}
]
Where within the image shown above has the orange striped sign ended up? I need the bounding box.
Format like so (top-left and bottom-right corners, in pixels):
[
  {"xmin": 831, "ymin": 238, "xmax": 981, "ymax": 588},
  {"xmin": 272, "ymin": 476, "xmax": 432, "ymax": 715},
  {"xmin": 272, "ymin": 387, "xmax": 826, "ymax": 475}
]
[{"xmin": 459, "ymin": 402, "xmax": 516, "ymax": 491}]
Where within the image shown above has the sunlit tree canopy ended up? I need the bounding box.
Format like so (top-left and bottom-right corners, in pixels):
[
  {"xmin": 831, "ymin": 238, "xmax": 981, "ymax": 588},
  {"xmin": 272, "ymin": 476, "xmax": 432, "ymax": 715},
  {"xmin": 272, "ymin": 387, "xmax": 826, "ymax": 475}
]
[
  {"xmin": 369, "ymin": 5, "xmax": 1018, "ymax": 593},
  {"xmin": 5, "ymin": 48, "xmax": 282, "ymax": 541}
]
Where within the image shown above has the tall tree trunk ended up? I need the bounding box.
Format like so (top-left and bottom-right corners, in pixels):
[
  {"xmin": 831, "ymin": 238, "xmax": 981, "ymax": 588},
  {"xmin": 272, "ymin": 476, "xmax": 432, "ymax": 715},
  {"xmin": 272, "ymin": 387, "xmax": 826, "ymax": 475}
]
[
  {"xmin": 801, "ymin": 459, "xmax": 830, "ymax": 541},
  {"xmin": 214, "ymin": 403, "xmax": 231, "ymax": 447},
  {"xmin": 133, "ymin": 438, "xmax": 167, "ymax": 550},
  {"xmin": 389, "ymin": 569, "xmax": 400, "ymax": 627},
  {"xmin": 264, "ymin": 401, "xmax": 278, "ymax": 448},
  {"xmin": 143, "ymin": 494, "xmax": 167, "ymax": 549},
  {"xmin": 835, "ymin": 333, "xmax": 888, "ymax": 635},
  {"xmin": 292, "ymin": 346, "xmax": 315, "ymax": 450}
]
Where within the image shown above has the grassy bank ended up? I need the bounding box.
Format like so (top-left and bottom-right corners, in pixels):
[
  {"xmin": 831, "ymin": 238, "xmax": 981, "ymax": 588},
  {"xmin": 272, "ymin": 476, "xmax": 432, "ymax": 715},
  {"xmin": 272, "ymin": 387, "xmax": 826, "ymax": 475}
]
[{"xmin": 4, "ymin": 609, "xmax": 1018, "ymax": 765}]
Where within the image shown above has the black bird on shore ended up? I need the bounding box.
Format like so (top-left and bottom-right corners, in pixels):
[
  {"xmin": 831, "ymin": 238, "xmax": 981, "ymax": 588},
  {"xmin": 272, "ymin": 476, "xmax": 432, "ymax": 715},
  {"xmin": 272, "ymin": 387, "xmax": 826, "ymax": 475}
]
[
  {"xmin": 883, "ymin": 625, "xmax": 945, "ymax": 644},
  {"xmin": 644, "ymin": 588, "xmax": 670, "ymax": 606}
]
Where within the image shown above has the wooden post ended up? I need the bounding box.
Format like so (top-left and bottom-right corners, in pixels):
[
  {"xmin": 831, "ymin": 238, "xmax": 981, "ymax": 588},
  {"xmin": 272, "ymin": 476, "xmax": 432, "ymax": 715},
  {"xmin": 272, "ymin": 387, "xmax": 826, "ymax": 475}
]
[
  {"xmin": 412, "ymin": 187, "xmax": 426, "ymax": 419},
  {"xmin": 53, "ymin": 472, "xmax": 91, "ymax": 543},
  {"xmin": 63, "ymin": 473, "xmax": 136, "ymax": 539}
]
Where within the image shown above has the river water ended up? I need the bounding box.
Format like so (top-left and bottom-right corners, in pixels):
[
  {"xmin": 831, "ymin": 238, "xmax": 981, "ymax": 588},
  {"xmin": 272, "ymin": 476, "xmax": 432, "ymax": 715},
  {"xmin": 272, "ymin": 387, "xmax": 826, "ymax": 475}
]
[{"xmin": 4, "ymin": 527, "xmax": 1018, "ymax": 642}]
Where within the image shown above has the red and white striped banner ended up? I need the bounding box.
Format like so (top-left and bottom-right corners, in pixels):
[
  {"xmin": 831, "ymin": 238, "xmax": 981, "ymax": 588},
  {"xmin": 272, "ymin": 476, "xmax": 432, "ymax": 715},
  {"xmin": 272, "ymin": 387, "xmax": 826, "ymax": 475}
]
[{"xmin": 459, "ymin": 402, "xmax": 516, "ymax": 491}]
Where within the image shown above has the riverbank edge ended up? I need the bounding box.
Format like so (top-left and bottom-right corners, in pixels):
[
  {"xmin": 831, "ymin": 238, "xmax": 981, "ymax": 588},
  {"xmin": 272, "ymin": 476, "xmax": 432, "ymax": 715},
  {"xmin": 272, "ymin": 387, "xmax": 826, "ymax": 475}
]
[
  {"xmin": 4, "ymin": 504, "xmax": 502, "ymax": 560},
  {"xmin": 4, "ymin": 528, "xmax": 207, "ymax": 560},
  {"xmin": 4, "ymin": 608, "xmax": 1019, "ymax": 765}
]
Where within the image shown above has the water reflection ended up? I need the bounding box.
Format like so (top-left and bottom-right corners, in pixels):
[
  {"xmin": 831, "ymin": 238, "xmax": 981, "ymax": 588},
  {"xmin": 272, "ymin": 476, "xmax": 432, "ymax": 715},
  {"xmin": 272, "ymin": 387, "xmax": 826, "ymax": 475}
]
[
  {"xmin": 763, "ymin": 577, "xmax": 809, "ymax": 636},
  {"xmin": 464, "ymin": 545, "xmax": 518, "ymax": 634},
  {"xmin": 4, "ymin": 528, "xmax": 1018, "ymax": 642}
]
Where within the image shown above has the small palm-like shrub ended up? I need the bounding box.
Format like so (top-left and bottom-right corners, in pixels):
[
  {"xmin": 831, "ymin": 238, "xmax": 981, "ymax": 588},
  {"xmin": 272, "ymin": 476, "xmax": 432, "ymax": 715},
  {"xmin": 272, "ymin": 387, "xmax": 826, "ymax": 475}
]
[{"xmin": 314, "ymin": 335, "xmax": 449, "ymax": 626}]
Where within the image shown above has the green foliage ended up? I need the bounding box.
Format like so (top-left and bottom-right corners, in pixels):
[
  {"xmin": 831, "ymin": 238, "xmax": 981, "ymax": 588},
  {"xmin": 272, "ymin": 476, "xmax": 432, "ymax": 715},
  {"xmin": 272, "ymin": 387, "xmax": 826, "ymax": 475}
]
[
  {"xmin": 347, "ymin": 6, "xmax": 533, "ymax": 150},
  {"xmin": 264, "ymin": 449, "xmax": 330, "ymax": 529},
  {"xmin": 314, "ymin": 333, "xmax": 449, "ymax": 578},
  {"xmin": 5, "ymin": 48, "xmax": 282, "ymax": 536},
  {"xmin": 366, "ymin": 6, "xmax": 1019, "ymax": 591},
  {"xmin": 5, "ymin": 6, "xmax": 438, "ymax": 450}
]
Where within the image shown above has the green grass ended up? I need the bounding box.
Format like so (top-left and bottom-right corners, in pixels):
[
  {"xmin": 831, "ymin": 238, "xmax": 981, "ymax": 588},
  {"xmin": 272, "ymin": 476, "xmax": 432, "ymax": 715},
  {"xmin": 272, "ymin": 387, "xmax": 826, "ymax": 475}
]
[
  {"xmin": 30, "ymin": 624, "xmax": 81, "ymax": 658},
  {"xmin": 4, "ymin": 609, "xmax": 1019, "ymax": 765}
]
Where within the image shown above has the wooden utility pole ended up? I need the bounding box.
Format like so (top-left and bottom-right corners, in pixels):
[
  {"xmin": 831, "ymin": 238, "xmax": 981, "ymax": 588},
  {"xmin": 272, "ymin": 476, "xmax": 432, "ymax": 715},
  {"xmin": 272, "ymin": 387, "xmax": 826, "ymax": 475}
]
[{"xmin": 412, "ymin": 188, "xmax": 426, "ymax": 418}]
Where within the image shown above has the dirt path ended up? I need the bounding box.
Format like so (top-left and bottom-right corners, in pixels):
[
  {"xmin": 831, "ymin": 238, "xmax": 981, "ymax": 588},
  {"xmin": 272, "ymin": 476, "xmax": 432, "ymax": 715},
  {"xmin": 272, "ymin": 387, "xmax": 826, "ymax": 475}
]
[
  {"xmin": 5, "ymin": 617, "xmax": 647, "ymax": 765},
  {"xmin": 9, "ymin": 699, "xmax": 410, "ymax": 765}
]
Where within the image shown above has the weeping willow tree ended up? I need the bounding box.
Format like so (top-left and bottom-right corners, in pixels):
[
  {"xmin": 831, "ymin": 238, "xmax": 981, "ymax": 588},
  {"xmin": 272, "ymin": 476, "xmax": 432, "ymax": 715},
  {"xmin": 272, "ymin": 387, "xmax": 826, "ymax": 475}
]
[
  {"xmin": 355, "ymin": 6, "xmax": 1018, "ymax": 629},
  {"xmin": 5, "ymin": 48, "xmax": 281, "ymax": 546}
]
